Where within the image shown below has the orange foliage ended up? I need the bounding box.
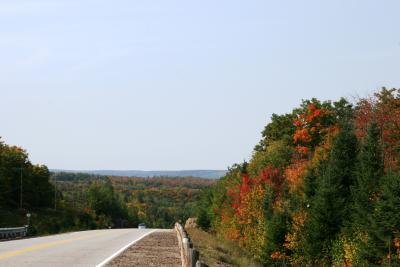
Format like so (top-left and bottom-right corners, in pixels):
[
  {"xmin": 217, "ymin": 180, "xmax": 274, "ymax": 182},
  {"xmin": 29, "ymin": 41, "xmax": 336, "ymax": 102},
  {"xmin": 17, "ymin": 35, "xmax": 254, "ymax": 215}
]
[
  {"xmin": 285, "ymin": 159, "xmax": 309, "ymax": 192},
  {"xmin": 295, "ymin": 145, "xmax": 309, "ymax": 155},
  {"xmin": 271, "ymin": 251, "xmax": 287, "ymax": 260},
  {"xmin": 284, "ymin": 210, "xmax": 307, "ymax": 251},
  {"xmin": 214, "ymin": 90, "xmax": 400, "ymax": 265},
  {"xmin": 228, "ymin": 167, "xmax": 282, "ymax": 217},
  {"xmin": 220, "ymin": 166, "xmax": 283, "ymax": 259},
  {"xmin": 395, "ymin": 237, "xmax": 400, "ymax": 260},
  {"xmin": 237, "ymin": 181, "xmax": 266, "ymax": 257},
  {"xmin": 292, "ymin": 103, "xmax": 332, "ymax": 159},
  {"xmin": 293, "ymin": 128, "xmax": 312, "ymax": 144}
]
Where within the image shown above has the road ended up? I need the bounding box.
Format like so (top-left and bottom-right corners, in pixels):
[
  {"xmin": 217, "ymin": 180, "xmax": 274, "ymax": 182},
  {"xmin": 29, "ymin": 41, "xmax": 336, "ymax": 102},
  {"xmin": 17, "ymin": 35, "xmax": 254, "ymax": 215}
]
[{"xmin": 0, "ymin": 229, "xmax": 155, "ymax": 267}]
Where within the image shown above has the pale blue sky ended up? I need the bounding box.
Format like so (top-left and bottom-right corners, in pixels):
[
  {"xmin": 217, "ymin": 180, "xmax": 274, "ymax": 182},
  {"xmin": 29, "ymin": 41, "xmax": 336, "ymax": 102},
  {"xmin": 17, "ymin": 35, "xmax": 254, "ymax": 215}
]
[{"xmin": 1, "ymin": 1, "xmax": 399, "ymax": 170}]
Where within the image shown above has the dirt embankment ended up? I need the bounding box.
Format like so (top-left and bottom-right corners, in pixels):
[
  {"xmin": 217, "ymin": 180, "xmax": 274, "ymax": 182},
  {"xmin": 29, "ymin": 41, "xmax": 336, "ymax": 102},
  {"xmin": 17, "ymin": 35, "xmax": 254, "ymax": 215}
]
[{"xmin": 107, "ymin": 230, "xmax": 181, "ymax": 267}]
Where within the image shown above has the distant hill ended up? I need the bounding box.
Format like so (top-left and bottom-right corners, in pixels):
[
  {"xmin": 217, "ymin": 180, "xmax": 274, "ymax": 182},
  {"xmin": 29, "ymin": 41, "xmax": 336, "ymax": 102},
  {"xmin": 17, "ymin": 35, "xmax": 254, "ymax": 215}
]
[{"xmin": 50, "ymin": 169, "xmax": 227, "ymax": 179}]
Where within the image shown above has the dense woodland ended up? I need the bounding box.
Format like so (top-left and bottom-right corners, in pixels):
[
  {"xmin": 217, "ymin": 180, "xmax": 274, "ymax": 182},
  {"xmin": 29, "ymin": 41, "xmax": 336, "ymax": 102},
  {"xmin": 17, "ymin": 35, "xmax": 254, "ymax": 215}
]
[
  {"xmin": 196, "ymin": 88, "xmax": 400, "ymax": 266},
  {"xmin": 54, "ymin": 172, "xmax": 213, "ymax": 229}
]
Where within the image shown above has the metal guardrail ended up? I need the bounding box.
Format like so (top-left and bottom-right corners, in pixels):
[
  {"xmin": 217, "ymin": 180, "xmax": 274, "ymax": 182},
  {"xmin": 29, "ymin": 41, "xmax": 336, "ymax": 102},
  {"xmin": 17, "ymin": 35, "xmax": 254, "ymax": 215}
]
[
  {"xmin": 175, "ymin": 222, "xmax": 207, "ymax": 267},
  {"xmin": 0, "ymin": 226, "xmax": 28, "ymax": 240}
]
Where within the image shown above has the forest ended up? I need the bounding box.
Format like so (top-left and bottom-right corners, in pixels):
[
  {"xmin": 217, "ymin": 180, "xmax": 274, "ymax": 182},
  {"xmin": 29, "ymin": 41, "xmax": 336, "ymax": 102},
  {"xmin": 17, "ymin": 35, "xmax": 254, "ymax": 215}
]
[
  {"xmin": 0, "ymin": 145, "xmax": 213, "ymax": 234},
  {"xmin": 196, "ymin": 88, "xmax": 400, "ymax": 266},
  {"xmin": 53, "ymin": 172, "xmax": 213, "ymax": 229}
]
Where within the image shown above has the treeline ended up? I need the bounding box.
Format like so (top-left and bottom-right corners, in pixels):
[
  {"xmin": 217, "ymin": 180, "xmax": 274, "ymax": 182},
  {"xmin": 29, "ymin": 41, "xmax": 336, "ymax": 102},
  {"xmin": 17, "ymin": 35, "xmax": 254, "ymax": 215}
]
[
  {"xmin": 0, "ymin": 143, "xmax": 53, "ymax": 210},
  {"xmin": 53, "ymin": 172, "xmax": 214, "ymax": 189},
  {"xmin": 0, "ymin": 143, "xmax": 133, "ymax": 233},
  {"xmin": 196, "ymin": 88, "xmax": 400, "ymax": 266},
  {"xmin": 0, "ymin": 144, "xmax": 214, "ymax": 234}
]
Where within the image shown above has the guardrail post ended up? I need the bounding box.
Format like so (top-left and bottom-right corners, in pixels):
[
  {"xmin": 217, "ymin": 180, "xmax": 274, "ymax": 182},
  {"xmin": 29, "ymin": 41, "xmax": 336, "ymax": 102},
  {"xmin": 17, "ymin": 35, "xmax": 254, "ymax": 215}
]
[
  {"xmin": 191, "ymin": 249, "xmax": 199, "ymax": 267},
  {"xmin": 182, "ymin": 237, "xmax": 189, "ymax": 265},
  {"xmin": 175, "ymin": 222, "xmax": 208, "ymax": 267}
]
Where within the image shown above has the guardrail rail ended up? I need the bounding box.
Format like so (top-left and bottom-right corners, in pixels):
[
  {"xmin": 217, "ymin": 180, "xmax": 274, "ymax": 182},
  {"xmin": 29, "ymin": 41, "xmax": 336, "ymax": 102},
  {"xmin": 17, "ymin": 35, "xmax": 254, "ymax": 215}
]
[
  {"xmin": 175, "ymin": 222, "xmax": 207, "ymax": 267},
  {"xmin": 0, "ymin": 226, "xmax": 28, "ymax": 240}
]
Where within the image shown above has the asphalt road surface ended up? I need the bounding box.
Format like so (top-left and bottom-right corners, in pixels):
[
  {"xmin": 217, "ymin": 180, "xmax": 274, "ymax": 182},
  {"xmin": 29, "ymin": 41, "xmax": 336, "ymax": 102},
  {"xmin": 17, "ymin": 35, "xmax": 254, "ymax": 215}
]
[{"xmin": 0, "ymin": 229, "xmax": 155, "ymax": 267}]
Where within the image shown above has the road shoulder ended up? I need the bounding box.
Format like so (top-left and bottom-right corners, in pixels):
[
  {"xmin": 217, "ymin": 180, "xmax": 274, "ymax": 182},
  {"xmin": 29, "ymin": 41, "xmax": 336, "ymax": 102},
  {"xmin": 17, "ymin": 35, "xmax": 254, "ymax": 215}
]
[{"xmin": 106, "ymin": 229, "xmax": 181, "ymax": 267}]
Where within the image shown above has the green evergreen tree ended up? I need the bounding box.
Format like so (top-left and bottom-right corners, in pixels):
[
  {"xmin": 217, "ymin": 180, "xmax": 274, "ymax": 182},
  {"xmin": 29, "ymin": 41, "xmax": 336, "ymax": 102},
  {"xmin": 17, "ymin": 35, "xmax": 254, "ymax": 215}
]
[
  {"xmin": 196, "ymin": 187, "xmax": 213, "ymax": 230},
  {"xmin": 263, "ymin": 210, "xmax": 290, "ymax": 265},
  {"xmin": 302, "ymin": 123, "xmax": 358, "ymax": 264},
  {"xmin": 351, "ymin": 122, "xmax": 383, "ymax": 228},
  {"xmin": 369, "ymin": 172, "xmax": 400, "ymax": 265}
]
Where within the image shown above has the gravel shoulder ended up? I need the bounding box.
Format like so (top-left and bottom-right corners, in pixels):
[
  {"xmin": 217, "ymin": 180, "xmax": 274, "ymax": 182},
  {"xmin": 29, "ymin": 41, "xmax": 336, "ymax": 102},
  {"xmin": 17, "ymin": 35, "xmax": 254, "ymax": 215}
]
[{"xmin": 106, "ymin": 230, "xmax": 182, "ymax": 267}]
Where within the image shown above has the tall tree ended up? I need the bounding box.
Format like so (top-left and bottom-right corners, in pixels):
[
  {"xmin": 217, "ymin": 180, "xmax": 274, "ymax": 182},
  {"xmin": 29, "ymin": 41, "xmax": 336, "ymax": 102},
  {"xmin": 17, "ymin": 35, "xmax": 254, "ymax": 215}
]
[
  {"xmin": 302, "ymin": 122, "xmax": 358, "ymax": 264},
  {"xmin": 351, "ymin": 122, "xmax": 383, "ymax": 228},
  {"xmin": 369, "ymin": 172, "xmax": 400, "ymax": 265}
]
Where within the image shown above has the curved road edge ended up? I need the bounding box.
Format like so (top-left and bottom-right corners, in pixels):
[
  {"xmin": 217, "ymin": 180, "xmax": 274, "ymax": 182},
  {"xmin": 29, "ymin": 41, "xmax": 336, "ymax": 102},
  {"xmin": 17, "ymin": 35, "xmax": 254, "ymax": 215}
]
[{"xmin": 96, "ymin": 229, "xmax": 157, "ymax": 267}]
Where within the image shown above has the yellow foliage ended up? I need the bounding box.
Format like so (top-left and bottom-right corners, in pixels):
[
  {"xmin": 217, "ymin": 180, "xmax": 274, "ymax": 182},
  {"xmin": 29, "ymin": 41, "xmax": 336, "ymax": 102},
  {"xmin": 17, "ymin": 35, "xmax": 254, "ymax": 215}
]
[{"xmin": 238, "ymin": 183, "xmax": 266, "ymax": 260}]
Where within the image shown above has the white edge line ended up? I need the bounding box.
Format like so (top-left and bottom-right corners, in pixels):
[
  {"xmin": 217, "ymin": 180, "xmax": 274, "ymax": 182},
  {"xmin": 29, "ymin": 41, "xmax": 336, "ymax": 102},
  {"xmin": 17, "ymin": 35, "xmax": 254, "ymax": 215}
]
[{"xmin": 96, "ymin": 229, "xmax": 157, "ymax": 267}]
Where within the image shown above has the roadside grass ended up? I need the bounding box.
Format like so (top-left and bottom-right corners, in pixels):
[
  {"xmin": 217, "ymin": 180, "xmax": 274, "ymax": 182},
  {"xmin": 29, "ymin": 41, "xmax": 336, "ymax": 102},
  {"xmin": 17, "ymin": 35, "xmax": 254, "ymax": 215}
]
[{"xmin": 187, "ymin": 228, "xmax": 263, "ymax": 267}]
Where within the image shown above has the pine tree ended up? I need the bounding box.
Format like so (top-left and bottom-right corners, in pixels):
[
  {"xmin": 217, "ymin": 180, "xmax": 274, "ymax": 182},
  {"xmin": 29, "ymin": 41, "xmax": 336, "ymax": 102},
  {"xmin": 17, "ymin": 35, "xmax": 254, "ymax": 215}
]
[
  {"xmin": 263, "ymin": 210, "xmax": 290, "ymax": 264},
  {"xmin": 263, "ymin": 185, "xmax": 290, "ymax": 264},
  {"xmin": 302, "ymin": 122, "xmax": 358, "ymax": 264},
  {"xmin": 370, "ymin": 172, "xmax": 400, "ymax": 265},
  {"xmin": 196, "ymin": 187, "xmax": 213, "ymax": 230},
  {"xmin": 351, "ymin": 122, "xmax": 383, "ymax": 228}
]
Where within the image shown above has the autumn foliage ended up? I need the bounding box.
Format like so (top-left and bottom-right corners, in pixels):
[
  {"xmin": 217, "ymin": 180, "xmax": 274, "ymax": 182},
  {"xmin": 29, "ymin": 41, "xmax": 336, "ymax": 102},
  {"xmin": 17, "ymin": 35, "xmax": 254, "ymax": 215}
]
[
  {"xmin": 355, "ymin": 88, "xmax": 400, "ymax": 170},
  {"xmin": 199, "ymin": 88, "xmax": 400, "ymax": 266}
]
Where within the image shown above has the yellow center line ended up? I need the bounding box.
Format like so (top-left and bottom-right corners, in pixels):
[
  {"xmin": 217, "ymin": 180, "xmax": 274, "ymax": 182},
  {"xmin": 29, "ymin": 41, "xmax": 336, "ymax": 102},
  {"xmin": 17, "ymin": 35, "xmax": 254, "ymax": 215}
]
[{"xmin": 0, "ymin": 232, "xmax": 109, "ymax": 261}]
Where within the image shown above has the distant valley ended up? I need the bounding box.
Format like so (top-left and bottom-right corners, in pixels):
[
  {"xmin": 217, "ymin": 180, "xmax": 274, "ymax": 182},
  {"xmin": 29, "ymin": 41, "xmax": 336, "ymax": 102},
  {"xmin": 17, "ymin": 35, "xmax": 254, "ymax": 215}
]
[{"xmin": 50, "ymin": 169, "xmax": 227, "ymax": 179}]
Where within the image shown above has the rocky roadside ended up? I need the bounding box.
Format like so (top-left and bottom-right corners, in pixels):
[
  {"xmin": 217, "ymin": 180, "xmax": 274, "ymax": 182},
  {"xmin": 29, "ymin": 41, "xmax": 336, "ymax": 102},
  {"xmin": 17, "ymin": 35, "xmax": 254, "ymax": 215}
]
[{"xmin": 106, "ymin": 230, "xmax": 182, "ymax": 267}]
